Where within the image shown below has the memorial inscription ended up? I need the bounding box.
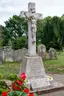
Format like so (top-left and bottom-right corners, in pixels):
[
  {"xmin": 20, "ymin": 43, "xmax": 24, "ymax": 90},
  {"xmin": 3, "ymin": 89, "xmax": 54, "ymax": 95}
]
[{"xmin": 26, "ymin": 56, "xmax": 46, "ymax": 79}]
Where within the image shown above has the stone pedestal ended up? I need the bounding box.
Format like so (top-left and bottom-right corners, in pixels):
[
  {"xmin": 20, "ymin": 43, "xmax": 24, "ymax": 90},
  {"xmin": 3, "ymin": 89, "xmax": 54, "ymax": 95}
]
[{"xmin": 19, "ymin": 56, "xmax": 50, "ymax": 90}]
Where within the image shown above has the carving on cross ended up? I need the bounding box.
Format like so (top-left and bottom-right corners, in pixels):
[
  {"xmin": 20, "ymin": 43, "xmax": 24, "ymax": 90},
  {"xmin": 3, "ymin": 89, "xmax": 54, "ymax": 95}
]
[
  {"xmin": 24, "ymin": 12, "xmax": 36, "ymax": 43},
  {"xmin": 30, "ymin": 15, "xmax": 36, "ymax": 43},
  {"xmin": 20, "ymin": 2, "xmax": 43, "ymax": 55}
]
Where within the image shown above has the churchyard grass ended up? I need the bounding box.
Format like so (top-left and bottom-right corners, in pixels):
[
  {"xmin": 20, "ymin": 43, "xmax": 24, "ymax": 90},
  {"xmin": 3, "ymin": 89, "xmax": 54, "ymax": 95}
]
[
  {"xmin": 0, "ymin": 51, "xmax": 64, "ymax": 79},
  {"xmin": 44, "ymin": 51, "xmax": 64, "ymax": 74},
  {"xmin": 0, "ymin": 62, "xmax": 20, "ymax": 79}
]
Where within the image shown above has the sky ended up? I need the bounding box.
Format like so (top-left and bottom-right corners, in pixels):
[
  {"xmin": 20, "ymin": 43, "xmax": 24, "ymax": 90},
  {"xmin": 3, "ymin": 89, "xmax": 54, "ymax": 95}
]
[{"xmin": 0, "ymin": 0, "xmax": 64, "ymax": 26}]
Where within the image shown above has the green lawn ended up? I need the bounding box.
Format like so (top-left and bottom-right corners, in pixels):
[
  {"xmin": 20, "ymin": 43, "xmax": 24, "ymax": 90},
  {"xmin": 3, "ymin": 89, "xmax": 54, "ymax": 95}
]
[
  {"xmin": 0, "ymin": 62, "xmax": 20, "ymax": 78},
  {"xmin": 0, "ymin": 51, "xmax": 64, "ymax": 79},
  {"xmin": 44, "ymin": 51, "xmax": 64, "ymax": 74}
]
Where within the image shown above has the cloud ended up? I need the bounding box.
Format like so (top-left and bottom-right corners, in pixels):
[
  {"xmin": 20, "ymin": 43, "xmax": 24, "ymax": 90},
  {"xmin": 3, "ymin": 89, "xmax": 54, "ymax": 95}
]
[{"xmin": 0, "ymin": 0, "xmax": 64, "ymax": 26}]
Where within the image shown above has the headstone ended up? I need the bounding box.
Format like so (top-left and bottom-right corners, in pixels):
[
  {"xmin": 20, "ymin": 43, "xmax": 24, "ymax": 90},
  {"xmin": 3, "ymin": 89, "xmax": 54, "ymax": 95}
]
[
  {"xmin": 38, "ymin": 44, "xmax": 46, "ymax": 60},
  {"xmin": 21, "ymin": 48, "xmax": 28, "ymax": 62},
  {"xmin": 19, "ymin": 48, "xmax": 28, "ymax": 73},
  {"xmin": 49, "ymin": 48, "xmax": 57, "ymax": 59},
  {"xmin": 13, "ymin": 49, "xmax": 22, "ymax": 62},
  {"xmin": 3, "ymin": 46, "xmax": 13, "ymax": 62},
  {"xmin": 19, "ymin": 2, "xmax": 51, "ymax": 91}
]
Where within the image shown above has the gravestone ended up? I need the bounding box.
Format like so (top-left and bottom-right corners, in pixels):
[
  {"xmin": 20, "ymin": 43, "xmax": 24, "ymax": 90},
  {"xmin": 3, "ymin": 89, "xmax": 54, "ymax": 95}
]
[
  {"xmin": 49, "ymin": 48, "xmax": 57, "ymax": 59},
  {"xmin": 21, "ymin": 48, "xmax": 28, "ymax": 62},
  {"xmin": 19, "ymin": 2, "xmax": 50, "ymax": 91},
  {"xmin": 3, "ymin": 46, "xmax": 13, "ymax": 62},
  {"xmin": 19, "ymin": 48, "xmax": 28, "ymax": 73},
  {"xmin": 13, "ymin": 49, "xmax": 22, "ymax": 62},
  {"xmin": 38, "ymin": 44, "xmax": 46, "ymax": 60}
]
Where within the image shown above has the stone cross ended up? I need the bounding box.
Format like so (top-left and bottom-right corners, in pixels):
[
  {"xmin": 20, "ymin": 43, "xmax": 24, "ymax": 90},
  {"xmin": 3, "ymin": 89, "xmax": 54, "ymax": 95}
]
[{"xmin": 20, "ymin": 2, "xmax": 42, "ymax": 56}]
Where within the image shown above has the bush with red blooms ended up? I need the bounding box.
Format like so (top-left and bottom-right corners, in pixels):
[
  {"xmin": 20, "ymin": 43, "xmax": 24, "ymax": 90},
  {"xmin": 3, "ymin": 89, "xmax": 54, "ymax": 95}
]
[{"xmin": 1, "ymin": 72, "xmax": 37, "ymax": 96}]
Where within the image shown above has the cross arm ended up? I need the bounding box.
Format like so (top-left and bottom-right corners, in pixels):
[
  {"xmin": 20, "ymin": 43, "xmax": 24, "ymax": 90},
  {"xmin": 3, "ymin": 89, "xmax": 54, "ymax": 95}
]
[
  {"xmin": 34, "ymin": 13, "xmax": 43, "ymax": 20},
  {"xmin": 20, "ymin": 11, "xmax": 29, "ymax": 18}
]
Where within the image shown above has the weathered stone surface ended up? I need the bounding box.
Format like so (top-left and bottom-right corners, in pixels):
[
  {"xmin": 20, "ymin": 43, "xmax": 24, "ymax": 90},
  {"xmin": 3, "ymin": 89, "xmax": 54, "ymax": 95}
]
[
  {"xmin": 3, "ymin": 46, "xmax": 13, "ymax": 62},
  {"xmin": 19, "ymin": 48, "xmax": 28, "ymax": 73},
  {"xmin": 20, "ymin": 2, "xmax": 42, "ymax": 56},
  {"xmin": 38, "ymin": 44, "xmax": 46, "ymax": 60},
  {"xmin": 19, "ymin": 56, "xmax": 50, "ymax": 90},
  {"xmin": 19, "ymin": 2, "xmax": 50, "ymax": 91},
  {"xmin": 2, "ymin": 47, "xmax": 27, "ymax": 62},
  {"xmin": 13, "ymin": 49, "xmax": 22, "ymax": 61},
  {"xmin": 21, "ymin": 48, "xmax": 28, "ymax": 62},
  {"xmin": 48, "ymin": 48, "xmax": 57, "ymax": 59}
]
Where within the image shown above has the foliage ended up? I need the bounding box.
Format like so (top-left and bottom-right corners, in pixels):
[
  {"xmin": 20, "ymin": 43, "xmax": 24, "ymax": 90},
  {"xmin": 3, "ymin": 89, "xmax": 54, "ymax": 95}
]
[
  {"xmin": 2, "ymin": 14, "xmax": 64, "ymax": 50},
  {"xmin": 12, "ymin": 36, "xmax": 28, "ymax": 50},
  {"xmin": 1, "ymin": 73, "xmax": 37, "ymax": 96},
  {"xmin": 0, "ymin": 25, "xmax": 4, "ymax": 47},
  {"xmin": 41, "ymin": 16, "xmax": 54, "ymax": 49},
  {"xmin": 0, "ymin": 73, "xmax": 3, "ymax": 79},
  {"xmin": 3, "ymin": 15, "xmax": 28, "ymax": 49},
  {"xmin": 36, "ymin": 19, "xmax": 44, "ymax": 45}
]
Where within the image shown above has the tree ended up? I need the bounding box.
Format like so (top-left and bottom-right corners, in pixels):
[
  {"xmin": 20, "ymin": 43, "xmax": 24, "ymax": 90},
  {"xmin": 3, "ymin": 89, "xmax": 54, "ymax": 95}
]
[
  {"xmin": 36, "ymin": 19, "xmax": 44, "ymax": 45},
  {"xmin": 3, "ymin": 15, "xmax": 28, "ymax": 46},
  {"xmin": 41, "ymin": 16, "xmax": 54, "ymax": 49},
  {"xmin": 0, "ymin": 25, "xmax": 4, "ymax": 47},
  {"xmin": 60, "ymin": 15, "xmax": 64, "ymax": 46},
  {"xmin": 52, "ymin": 16, "xmax": 61, "ymax": 49},
  {"xmin": 12, "ymin": 36, "xmax": 28, "ymax": 50}
]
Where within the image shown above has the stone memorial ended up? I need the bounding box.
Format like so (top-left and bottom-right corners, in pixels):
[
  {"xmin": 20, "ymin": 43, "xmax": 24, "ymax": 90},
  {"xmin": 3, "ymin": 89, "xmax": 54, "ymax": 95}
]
[
  {"xmin": 19, "ymin": 2, "xmax": 64, "ymax": 93},
  {"xmin": 13, "ymin": 49, "xmax": 22, "ymax": 62},
  {"xmin": 20, "ymin": 2, "xmax": 50, "ymax": 91},
  {"xmin": 19, "ymin": 48, "xmax": 28, "ymax": 73},
  {"xmin": 38, "ymin": 44, "xmax": 46, "ymax": 60},
  {"xmin": 49, "ymin": 48, "xmax": 57, "ymax": 59},
  {"xmin": 3, "ymin": 46, "xmax": 13, "ymax": 62},
  {"xmin": 21, "ymin": 48, "xmax": 28, "ymax": 62}
]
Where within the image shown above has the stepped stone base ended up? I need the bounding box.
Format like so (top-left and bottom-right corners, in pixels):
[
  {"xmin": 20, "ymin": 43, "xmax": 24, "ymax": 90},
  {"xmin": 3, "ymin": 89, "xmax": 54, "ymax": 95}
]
[
  {"xmin": 19, "ymin": 56, "xmax": 50, "ymax": 90},
  {"xmin": 19, "ymin": 55, "xmax": 64, "ymax": 93},
  {"xmin": 32, "ymin": 81, "xmax": 64, "ymax": 95}
]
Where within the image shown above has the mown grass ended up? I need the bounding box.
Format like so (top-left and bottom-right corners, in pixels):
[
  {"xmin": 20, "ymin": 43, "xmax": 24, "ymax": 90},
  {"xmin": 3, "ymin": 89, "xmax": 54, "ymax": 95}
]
[
  {"xmin": 0, "ymin": 51, "xmax": 64, "ymax": 78},
  {"xmin": 43, "ymin": 51, "xmax": 64, "ymax": 74},
  {"xmin": 0, "ymin": 62, "xmax": 20, "ymax": 78}
]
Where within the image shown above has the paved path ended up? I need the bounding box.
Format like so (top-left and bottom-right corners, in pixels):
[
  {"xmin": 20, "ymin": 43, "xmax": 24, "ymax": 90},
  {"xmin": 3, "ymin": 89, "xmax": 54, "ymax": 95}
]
[{"xmin": 39, "ymin": 74, "xmax": 64, "ymax": 96}]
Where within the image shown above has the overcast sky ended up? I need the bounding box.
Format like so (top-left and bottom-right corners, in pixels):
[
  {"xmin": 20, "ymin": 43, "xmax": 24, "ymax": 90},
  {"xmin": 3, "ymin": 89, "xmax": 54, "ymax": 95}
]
[{"xmin": 0, "ymin": 0, "xmax": 64, "ymax": 26}]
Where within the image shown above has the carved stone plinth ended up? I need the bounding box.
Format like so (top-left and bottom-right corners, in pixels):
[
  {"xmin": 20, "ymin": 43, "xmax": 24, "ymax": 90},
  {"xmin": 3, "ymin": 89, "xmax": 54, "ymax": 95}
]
[{"xmin": 19, "ymin": 56, "xmax": 50, "ymax": 90}]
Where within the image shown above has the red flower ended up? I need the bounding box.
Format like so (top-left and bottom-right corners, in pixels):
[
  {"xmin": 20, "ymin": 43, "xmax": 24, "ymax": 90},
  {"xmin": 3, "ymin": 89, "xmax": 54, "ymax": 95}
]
[
  {"xmin": 20, "ymin": 72, "xmax": 26, "ymax": 80},
  {"xmin": 12, "ymin": 82, "xmax": 21, "ymax": 90},
  {"xmin": 23, "ymin": 88, "xmax": 30, "ymax": 93},
  {"xmin": 27, "ymin": 93, "xmax": 34, "ymax": 96},
  {"xmin": 16, "ymin": 80, "xmax": 23, "ymax": 85},
  {"xmin": 2, "ymin": 92, "xmax": 7, "ymax": 96}
]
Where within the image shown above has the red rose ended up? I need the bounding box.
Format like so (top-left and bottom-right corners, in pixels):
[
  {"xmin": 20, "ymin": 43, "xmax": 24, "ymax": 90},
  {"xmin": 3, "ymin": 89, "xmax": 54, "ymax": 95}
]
[
  {"xmin": 23, "ymin": 88, "xmax": 30, "ymax": 93},
  {"xmin": 27, "ymin": 93, "xmax": 34, "ymax": 96},
  {"xmin": 12, "ymin": 82, "xmax": 21, "ymax": 90},
  {"xmin": 20, "ymin": 72, "xmax": 26, "ymax": 80},
  {"xmin": 16, "ymin": 80, "xmax": 23, "ymax": 85},
  {"xmin": 2, "ymin": 92, "xmax": 7, "ymax": 96}
]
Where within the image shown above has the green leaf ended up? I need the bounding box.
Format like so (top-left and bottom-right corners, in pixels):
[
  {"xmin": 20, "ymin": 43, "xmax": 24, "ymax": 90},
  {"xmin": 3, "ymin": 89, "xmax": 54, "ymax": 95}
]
[
  {"xmin": 34, "ymin": 93, "xmax": 37, "ymax": 96},
  {"xmin": 8, "ymin": 73, "xmax": 18, "ymax": 81},
  {"xmin": 8, "ymin": 91, "xmax": 26, "ymax": 96}
]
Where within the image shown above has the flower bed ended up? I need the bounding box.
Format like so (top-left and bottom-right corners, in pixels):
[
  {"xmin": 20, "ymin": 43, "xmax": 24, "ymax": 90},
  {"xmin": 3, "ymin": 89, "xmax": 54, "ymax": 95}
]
[{"xmin": 0, "ymin": 73, "xmax": 37, "ymax": 96}]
